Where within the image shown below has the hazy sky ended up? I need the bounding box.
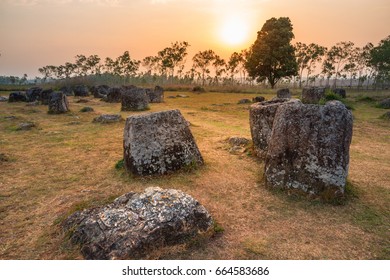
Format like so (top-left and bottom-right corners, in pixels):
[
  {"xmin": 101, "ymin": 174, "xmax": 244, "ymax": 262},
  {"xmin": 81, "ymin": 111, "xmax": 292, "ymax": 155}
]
[{"xmin": 0, "ymin": 0, "xmax": 389, "ymax": 77}]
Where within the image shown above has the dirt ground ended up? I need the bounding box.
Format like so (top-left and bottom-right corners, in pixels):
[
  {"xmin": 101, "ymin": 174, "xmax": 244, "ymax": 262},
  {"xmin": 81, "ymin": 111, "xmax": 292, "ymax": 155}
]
[{"xmin": 0, "ymin": 90, "xmax": 389, "ymax": 259}]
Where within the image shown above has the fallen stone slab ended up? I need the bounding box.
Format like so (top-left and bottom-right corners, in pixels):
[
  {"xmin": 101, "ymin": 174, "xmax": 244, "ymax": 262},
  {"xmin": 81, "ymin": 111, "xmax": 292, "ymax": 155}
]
[
  {"xmin": 93, "ymin": 114, "xmax": 123, "ymax": 124},
  {"xmin": 17, "ymin": 122, "xmax": 36, "ymax": 131},
  {"xmin": 238, "ymin": 99, "xmax": 251, "ymax": 104},
  {"xmin": 123, "ymin": 109, "xmax": 203, "ymax": 175},
  {"xmin": 62, "ymin": 187, "xmax": 213, "ymax": 259}
]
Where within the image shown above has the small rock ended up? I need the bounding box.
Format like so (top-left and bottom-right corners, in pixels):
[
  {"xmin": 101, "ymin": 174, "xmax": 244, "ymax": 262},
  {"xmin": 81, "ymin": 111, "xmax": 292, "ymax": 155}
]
[
  {"xmin": 238, "ymin": 99, "xmax": 251, "ymax": 104},
  {"xmin": 228, "ymin": 137, "xmax": 250, "ymax": 147},
  {"xmin": 76, "ymin": 99, "xmax": 89, "ymax": 103},
  {"xmin": 4, "ymin": 115, "xmax": 17, "ymax": 120},
  {"xmin": 229, "ymin": 146, "xmax": 246, "ymax": 155},
  {"xmin": 67, "ymin": 121, "xmax": 81, "ymax": 125},
  {"xmin": 17, "ymin": 122, "xmax": 36, "ymax": 131},
  {"xmin": 93, "ymin": 114, "xmax": 122, "ymax": 124},
  {"xmin": 176, "ymin": 94, "xmax": 189, "ymax": 98},
  {"xmin": 26, "ymin": 101, "xmax": 40, "ymax": 106},
  {"xmin": 252, "ymin": 96, "xmax": 265, "ymax": 102},
  {"xmin": 0, "ymin": 153, "xmax": 10, "ymax": 162},
  {"xmin": 378, "ymin": 98, "xmax": 390, "ymax": 109},
  {"xmin": 0, "ymin": 96, "xmax": 9, "ymax": 102},
  {"xmin": 80, "ymin": 107, "xmax": 94, "ymax": 112}
]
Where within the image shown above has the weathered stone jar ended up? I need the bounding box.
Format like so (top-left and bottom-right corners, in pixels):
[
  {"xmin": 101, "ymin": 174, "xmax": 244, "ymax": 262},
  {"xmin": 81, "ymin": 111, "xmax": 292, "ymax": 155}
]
[
  {"xmin": 264, "ymin": 100, "xmax": 353, "ymax": 200},
  {"xmin": 123, "ymin": 109, "xmax": 204, "ymax": 175}
]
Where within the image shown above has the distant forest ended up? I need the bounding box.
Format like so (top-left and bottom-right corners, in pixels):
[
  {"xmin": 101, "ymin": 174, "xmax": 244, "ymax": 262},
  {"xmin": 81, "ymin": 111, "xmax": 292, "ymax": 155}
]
[{"xmin": 1, "ymin": 32, "xmax": 389, "ymax": 90}]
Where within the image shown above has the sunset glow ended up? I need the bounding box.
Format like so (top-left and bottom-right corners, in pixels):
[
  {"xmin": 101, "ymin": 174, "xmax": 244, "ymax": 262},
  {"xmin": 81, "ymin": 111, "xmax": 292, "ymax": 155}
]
[
  {"xmin": 220, "ymin": 17, "xmax": 250, "ymax": 46},
  {"xmin": 0, "ymin": 0, "xmax": 389, "ymax": 77}
]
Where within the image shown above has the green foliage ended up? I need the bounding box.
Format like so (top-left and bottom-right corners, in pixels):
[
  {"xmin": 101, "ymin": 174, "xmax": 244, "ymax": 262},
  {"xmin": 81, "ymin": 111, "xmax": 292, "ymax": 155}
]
[
  {"xmin": 192, "ymin": 86, "xmax": 205, "ymax": 92},
  {"xmin": 370, "ymin": 35, "xmax": 390, "ymax": 86},
  {"xmin": 115, "ymin": 159, "xmax": 124, "ymax": 170},
  {"xmin": 245, "ymin": 17, "xmax": 298, "ymax": 88},
  {"xmin": 79, "ymin": 107, "xmax": 94, "ymax": 112},
  {"xmin": 357, "ymin": 96, "xmax": 375, "ymax": 102},
  {"xmin": 295, "ymin": 42, "xmax": 327, "ymax": 88},
  {"xmin": 319, "ymin": 90, "xmax": 354, "ymax": 110},
  {"xmin": 213, "ymin": 221, "xmax": 225, "ymax": 234},
  {"xmin": 379, "ymin": 111, "xmax": 390, "ymax": 120}
]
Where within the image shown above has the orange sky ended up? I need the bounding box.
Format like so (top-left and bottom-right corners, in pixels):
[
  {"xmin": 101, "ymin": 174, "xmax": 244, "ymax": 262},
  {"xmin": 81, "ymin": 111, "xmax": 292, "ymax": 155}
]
[{"xmin": 0, "ymin": 0, "xmax": 389, "ymax": 77}]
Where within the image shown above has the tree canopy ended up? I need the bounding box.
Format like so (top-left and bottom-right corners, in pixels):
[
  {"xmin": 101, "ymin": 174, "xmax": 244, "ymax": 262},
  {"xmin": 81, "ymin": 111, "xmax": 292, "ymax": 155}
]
[
  {"xmin": 370, "ymin": 35, "xmax": 390, "ymax": 85},
  {"xmin": 245, "ymin": 17, "xmax": 297, "ymax": 88}
]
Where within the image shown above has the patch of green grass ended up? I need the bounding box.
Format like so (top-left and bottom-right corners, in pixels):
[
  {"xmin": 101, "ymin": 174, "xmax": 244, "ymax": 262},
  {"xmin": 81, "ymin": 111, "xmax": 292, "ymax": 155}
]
[
  {"xmin": 115, "ymin": 158, "xmax": 124, "ymax": 170},
  {"xmin": 352, "ymin": 205, "xmax": 384, "ymax": 233},
  {"xmin": 379, "ymin": 111, "xmax": 390, "ymax": 120},
  {"xmin": 357, "ymin": 96, "xmax": 375, "ymax": 102},
  {"xmin": 319, "ymin": 90, "xmax": 355, "ymax": 110},
  {"xmin": 213, "ymin": 221, "xmax": 225, "ymax": 234}
]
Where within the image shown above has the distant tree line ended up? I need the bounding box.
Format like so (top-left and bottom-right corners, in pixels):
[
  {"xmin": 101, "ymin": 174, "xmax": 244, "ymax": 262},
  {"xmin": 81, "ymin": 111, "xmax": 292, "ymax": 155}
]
[{"xmin": 1, "ymin": 18, "xmax": 389, "ymax": 90}]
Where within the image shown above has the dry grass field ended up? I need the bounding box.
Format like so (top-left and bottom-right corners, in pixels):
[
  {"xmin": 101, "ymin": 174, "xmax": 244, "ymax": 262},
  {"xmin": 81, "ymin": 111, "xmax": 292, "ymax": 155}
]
[{"xmin": 0, "ymin": 89, "xmax": 389, "ymax": 260}]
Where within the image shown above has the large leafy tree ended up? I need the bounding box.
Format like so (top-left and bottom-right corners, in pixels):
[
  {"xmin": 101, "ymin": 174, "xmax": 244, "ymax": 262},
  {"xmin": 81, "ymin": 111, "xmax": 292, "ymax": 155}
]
[
  {"xmin": 245, "ymin": 17, "xmax": 297, "ymax": 88},
  {"xmin": 322, "ymin": 41, "xmax": 354, "ymax": 87},
  {"xmin": 370, "ymin": 35, "xmax": 390, "ymax": 87},
  {"xmin": 192, "ymin": 49, "xmax": 216, "ymax": 86},
  {"xmin": 295, "ymin": 42, "xmax": 326, "ymax": 88},
  {"xmin": 158, "ymin": 41, "xmax": 190, "ymax": 78}
]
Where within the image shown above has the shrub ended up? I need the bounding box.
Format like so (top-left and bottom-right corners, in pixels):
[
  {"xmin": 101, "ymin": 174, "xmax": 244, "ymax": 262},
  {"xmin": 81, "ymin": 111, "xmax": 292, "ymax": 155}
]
[
  {"xmin": 192, "ymin": 86, "xmax": 206, "ymax": 93},
  {"xmin": 115, "ymin": 159, "xmax": 124, "ymax": 170},
  {"xmin": 319, "ymin": 90, "xmax": 354, "ymax": 110}
]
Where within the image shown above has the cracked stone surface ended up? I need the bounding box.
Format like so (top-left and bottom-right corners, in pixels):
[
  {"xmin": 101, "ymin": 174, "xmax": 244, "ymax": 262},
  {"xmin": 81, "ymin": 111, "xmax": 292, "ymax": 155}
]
[
  {"xmin": 265, "ymin": 100, "xmax": 353, "ymax": 199},
  {"xmin": 123, "ymin": 109, "xmax": 203, "ymax": 175},
  {"xmin": 250, "ymin": 98, "xmax": 301, "ymax": 158},
  {"xmin": 63, "ymin": 187, "xmax": 213, "ymax": 259}
]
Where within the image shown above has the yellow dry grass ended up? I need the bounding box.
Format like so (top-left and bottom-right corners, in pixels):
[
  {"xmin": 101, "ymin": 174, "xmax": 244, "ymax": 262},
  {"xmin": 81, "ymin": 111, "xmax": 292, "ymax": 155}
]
[{"xmin": 0, "ymin": 90, "xmax": 389, "ymax": 260}]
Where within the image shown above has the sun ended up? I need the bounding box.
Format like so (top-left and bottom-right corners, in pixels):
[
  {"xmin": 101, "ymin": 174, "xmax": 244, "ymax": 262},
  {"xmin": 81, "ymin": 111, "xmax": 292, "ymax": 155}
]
[{"xmin": 220, "ymin": 17, "xmax": 250, "ymax": 46}]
